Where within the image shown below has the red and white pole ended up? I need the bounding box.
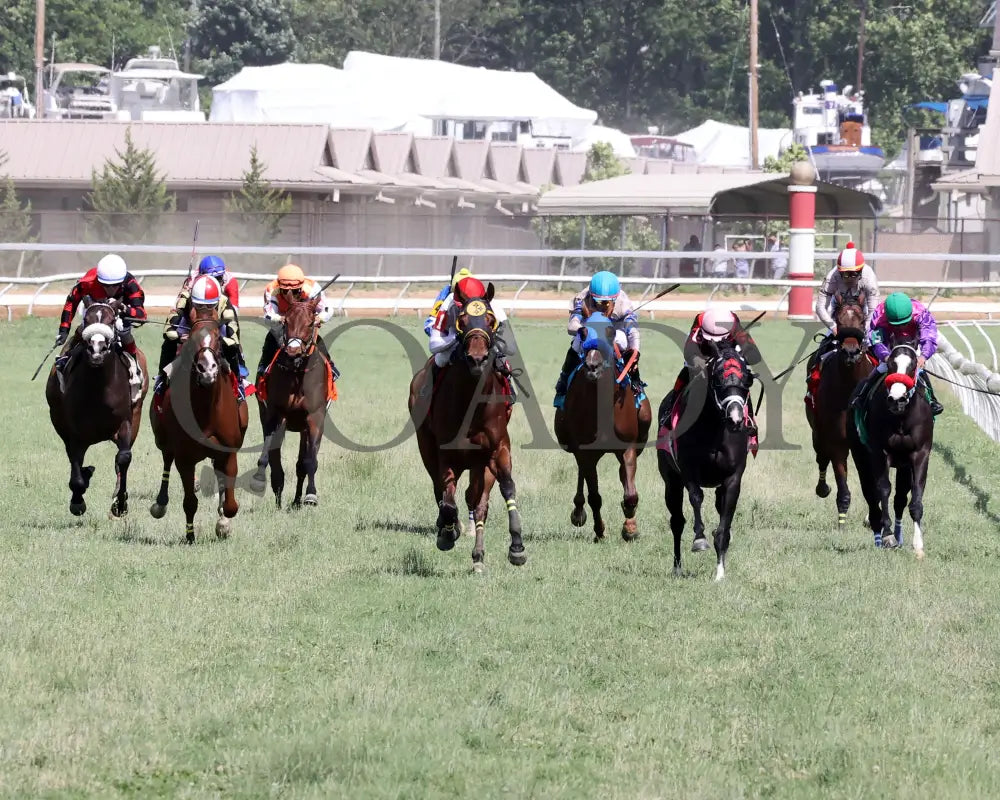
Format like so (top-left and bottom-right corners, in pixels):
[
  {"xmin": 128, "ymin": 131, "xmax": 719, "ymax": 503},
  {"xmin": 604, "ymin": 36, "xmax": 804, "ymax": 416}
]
[{"xmin": 786, "ymin": 161, "xmax": 817, "ymax": 320}]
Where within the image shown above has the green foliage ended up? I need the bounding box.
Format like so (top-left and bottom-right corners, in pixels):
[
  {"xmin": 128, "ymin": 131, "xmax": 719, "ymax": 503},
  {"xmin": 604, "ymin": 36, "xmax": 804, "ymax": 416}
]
[
  {"xmin": 763, "ymin": 142, "xmax": 809, "ymax": 173},
  {"xmin": 0, "ymin": 176, "xmax": 37, "ymax": 273},
  {"xmin": 85, "ymin": 128, "xmax": 176, "ymax": 244},
  {"xmin": 225, "ymin": 145, "xmax": 293, "ymax": 244},
  {"xmin": 191, "ymin": 0, "xmax": 297, "ymax": 85}
]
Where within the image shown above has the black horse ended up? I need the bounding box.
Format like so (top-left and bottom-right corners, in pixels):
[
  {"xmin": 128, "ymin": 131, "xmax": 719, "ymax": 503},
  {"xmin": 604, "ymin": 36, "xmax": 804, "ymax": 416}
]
[
  {"xmin": 657, "ymin": 341, "xmax": 754, "ymax": 580},
  {"xmin": 849, "ymin": 343, "xmax": 934, "ymax": 556}
]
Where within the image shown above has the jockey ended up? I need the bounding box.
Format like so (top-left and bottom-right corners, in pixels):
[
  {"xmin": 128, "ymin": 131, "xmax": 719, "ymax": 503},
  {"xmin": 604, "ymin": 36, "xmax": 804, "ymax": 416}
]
[
  {"xmin": 671, "ymin": 308, "xmax": 761, "ymax": 399},
  {"xmin": 55, "ymin": 253, "xmax": 146, "ymax": 384},
  {"xmin": 154, "ymin": 274, "xmax": 251, "ymax": 398},
  {"xmin": 553, "ymin": 271, "xmax": 642, "ymax": 406},
  {"xmin": 161, "ymin": 255, "xmax": 242, "ymax": 349},
  {"xmin": 257, "ymin": 264, "xmax": 338, "ymax": 380},
  {"xmin": 183, "ymin": 255, "xmax": 240, "ymax": 309},
  {"xmin": 424, "ymin": 267, "xmax": 472, "ymax": 336},
  {"xmin": 426, "ymin": 274, "xmax": 515, "ymax": 399},
  {"xmin": 849, "ymin": 292, "xmax": 944, "ymax": 415}
]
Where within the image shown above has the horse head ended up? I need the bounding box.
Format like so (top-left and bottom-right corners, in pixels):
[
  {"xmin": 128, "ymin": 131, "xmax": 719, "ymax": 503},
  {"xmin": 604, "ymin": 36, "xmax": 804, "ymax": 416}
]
[
  {"xmin": 282, "ymin": 296, "xmax": 320, "ymax": 363},
  {"xmin": 884, "ymin": 343, "xmax": 920, "ymax": 415},
  {"xmin": 709, "ymin": 342, "xmax": 752, "ymax": 430},
  {"xmin": 189, "ymin": 312, "xmax": 223, "ymax": 388},
  {"xmin": 80, "ymin": 296, "xmax": 121, "ymax": 366},
  {"xmin": 455, "ymin": 282, "xmax": 498, "ymax": 377},
  {"xmin": 835, "ymin": 293, "xmax": 867, "ymax": 365},
  {"xmin": 579, "ymin": 312, "xmax": 615, "ymax": 383}
]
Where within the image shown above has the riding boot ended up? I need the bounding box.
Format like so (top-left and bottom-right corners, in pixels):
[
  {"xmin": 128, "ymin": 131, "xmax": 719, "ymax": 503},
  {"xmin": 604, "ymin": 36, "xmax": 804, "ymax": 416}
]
[
  {"xmin": 315, "ymin": 335, "xmax": 340, "ymax": 380},
  {"xmin": 155, "ymin": 338, "xmax": 177, "ymax": 396},
  {"xmin": 849, "ymin": 367, "xmax": 882, "ymax": 410},
  {"xmin": 920, "ymin": 372, "xmax": 944, "ymax": 416},
  {"xmin": 554, "ymin": 345, "xmax": 579, "ymax": 396},
  {"xmin": 257, "ymin": 330, "xmax": 280, "ymax": 379}
]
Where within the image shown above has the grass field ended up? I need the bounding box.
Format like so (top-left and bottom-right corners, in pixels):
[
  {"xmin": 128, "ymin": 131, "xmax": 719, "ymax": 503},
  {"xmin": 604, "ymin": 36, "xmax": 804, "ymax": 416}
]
[{"xmin": 3, "ymin": 313, "xmax": 1000, "ymax": 798}]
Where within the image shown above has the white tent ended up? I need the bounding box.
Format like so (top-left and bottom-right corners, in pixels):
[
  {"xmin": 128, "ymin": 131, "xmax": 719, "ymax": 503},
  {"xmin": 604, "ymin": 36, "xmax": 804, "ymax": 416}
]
[
  {"xmin": 674, "ymin": 120, "xmax": 792, "ymax": 168},
  {"xmin": 572, "ymin": 124, "xmax": 636, "ymax": 158}
]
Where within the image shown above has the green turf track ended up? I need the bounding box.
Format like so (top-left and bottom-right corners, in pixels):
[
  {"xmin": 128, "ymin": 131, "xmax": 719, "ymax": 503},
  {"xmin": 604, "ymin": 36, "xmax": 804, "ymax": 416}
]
[{"xmin": 2, "ymin": 314, "xmax": 1000, "ymax": 799}]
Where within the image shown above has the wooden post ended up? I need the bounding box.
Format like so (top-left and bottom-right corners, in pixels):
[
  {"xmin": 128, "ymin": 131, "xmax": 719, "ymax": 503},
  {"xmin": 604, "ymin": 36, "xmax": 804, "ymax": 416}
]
[
  {"xmin": 34, "ymin": 0, "xmax": 45, "ymax": 120},
  {"xmin": 749, "ymin": 0, "xmax": 759, "ymax": 170}
]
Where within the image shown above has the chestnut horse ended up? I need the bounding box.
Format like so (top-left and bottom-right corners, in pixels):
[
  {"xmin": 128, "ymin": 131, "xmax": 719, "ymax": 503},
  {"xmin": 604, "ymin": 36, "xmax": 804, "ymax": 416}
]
[
  {"xmin": 46, "ymin": 298, "xmax": 148, "ymax": 517},
  {"xmin": 849, "ymin": 343, "xmax": 934, "ymax": 556},
  {"xmin": 407, "ymin": 283, "xmax": 525, "ymax": 571},
  {"xmin": 251, "ymin": 297, "xmax": 331, "ymax": 508},
  {"xmin": 149, "ymin": 310, "xmax": 249, "ymax": 543},
  {"xmin": 806, "ymin": 291, "xmax": 874, "ymax": 526},
  {"xmin": 553, "ymin": 313, "xmax": 653, "ymax": 543}
]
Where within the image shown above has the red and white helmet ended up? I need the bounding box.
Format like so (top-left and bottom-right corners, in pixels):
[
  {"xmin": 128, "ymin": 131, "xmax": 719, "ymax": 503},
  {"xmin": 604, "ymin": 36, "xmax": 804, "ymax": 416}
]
[
  {"xmin": 701, "ymin": 308, "xmax": 736, "ymax": 341},
  {"xmin": 836, "ymin": 241, "xmax": 865, "ymax": 272},
  {"xmin": 191, "ymin": 275, "xmax": 222, "ymax": 305}
]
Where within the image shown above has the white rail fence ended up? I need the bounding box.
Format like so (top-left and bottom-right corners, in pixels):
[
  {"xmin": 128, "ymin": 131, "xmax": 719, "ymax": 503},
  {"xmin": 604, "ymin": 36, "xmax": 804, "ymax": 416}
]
[{"xmin": 931, "ymin": 323, "xmax": 1000, "ymax": 443}]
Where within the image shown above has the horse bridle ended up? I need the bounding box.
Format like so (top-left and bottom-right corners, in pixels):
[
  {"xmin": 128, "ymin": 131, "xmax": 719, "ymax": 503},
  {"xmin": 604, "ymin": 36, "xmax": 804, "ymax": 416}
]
[
  {"xmin": 885, "ymin": 343, "xmax": 920, "ymax": 404},
  {"xmin": 81, "ymin": 301, "xmax": 119, "ymax": 347}
]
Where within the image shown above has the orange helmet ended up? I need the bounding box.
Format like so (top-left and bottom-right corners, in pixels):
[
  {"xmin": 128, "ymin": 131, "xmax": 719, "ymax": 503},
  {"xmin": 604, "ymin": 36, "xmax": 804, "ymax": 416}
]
[{"xmin": 277, "ymin": 264, "xmax": 306, "ymax": 290}]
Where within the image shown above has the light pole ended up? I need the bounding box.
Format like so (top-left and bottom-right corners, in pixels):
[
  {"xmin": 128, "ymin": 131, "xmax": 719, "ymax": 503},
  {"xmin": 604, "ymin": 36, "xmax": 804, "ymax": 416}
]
[
  {"xmin": 433, "ymin": 0, "xmax": 441, "ymax": 60},
  {"xmin": 34, "ymin": 0, "xmax": 45, "ymax": 119}
]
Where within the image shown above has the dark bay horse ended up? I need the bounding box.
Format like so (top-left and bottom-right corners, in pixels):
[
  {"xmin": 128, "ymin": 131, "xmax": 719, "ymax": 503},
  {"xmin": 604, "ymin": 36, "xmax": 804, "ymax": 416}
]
[
  {"xmin": 553, "ymin": 313, "xmax": 653, "ymax": 542},
  {"xmin": 806, "ymin": 292, "xmax": 874, "ymax": 525},
  {"xmin": 251, "ymin": 297, "xmax": 332, "ymax": 508},
  {"xmin": 46, "ymin": 298, "xmax": 148, "ymax": 517},
  {"xmin": 657, "ymin": 341, "xmax": 753, "ymax": 580},
  {"xmin": 407, "ymin": 283, "xmax": 525, "ymax": 571},
  {"xmin": 849, "ymin": 343, "xmax": 934, "ymax": 556},
  {"xmin": 149, "ymin": 310, "xmax": 249, "ymax": 543}
]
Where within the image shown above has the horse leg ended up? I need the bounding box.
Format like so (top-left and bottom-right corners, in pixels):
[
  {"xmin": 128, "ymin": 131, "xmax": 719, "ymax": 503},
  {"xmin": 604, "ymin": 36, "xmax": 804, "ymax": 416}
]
[
  {"xmin": 872, "ymin": 451, "xmax": 892, "ymax": 548},
  {"xmin": 570, "ymin": 455, "xmax": 587, "ymax": 527},
  {"xmin": 688, "ymin": 485, "xmax": 708, "ymax": 551},
  {"xmin": 832, "ymin": 442, "xmax": 852, "ymax": 528},
  {"xmin": 213, "ymin": 451, "xmax": 239, "ymax": 539},
  {"xmin": 849, "ymin": 437, "xmax": 882, "ymax": 540},
  {"xmin": 436, "ymin": 467, "xmax": 460, "ymax": 551},
  {"xmin": 291, "ymin": 430, "xmax": 308, "ymax": 509},
  {"xmin": 908, "ymin": 450, "xmax": 930, "ymax": 559},
  {"xmin": 302, "ymin": 419, "xmax": 322, "ymax": 507},
  {"xmin": 890, "ymin": 463, "xmax": 912, "ymax": 549},
  {"xmin": 251, "ymin": 413, "xmax": 273, "ymax": 494},
  {"xmin": 150, "ymin": 451, "xmax": 172, "ymax": 518},
  {"xmin": 581, "ymin": 453, "xmax": 604, "ymax": 542},
  {"xmin": 467, "ymin": 466, "xmax": 488, "ymax": 571},
  {"xmin": 664, "ymin": 472, "xmax": 686, "ymax": 576},
  {"xmin": 179, "ymin": 460, "xmax": 198, "ymax": 544},
  {"xmin": 493, "ymin": 442, "xmax": 525, "ymax": 566},
  {"xmin": 110, "ymin": 419, "xmax": 133, "ymax": 518},
  {"xmin": 712, "ymin": 473, "xmax": 744, "ymax": 582},
  {"xmin": 616, "ymin": 447, "xmax": 640, "ymax": 542},
  {"xmin": 814, "ymin": 431, "xmax": 832, "ymax": 499},
  {"xmin": 65, "ymin": 441, "xmax": 91, "ymax": 516},
  {"xmin": 268, "ymin": 422, "xmax": 286, "ymax": 509}
]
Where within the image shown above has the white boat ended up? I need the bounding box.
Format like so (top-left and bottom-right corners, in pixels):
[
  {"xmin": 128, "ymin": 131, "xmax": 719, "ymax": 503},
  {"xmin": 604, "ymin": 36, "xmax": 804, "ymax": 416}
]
[
  {"xmin": 42, "ymin": 63, "xmax": 120, "ymax": 120},
  {"xmin": 110, "ymin": 46, "xmax": 205, "ymax": 122},
  {"xmin": 791, "ymin": 80, "xmax": 885, "ymax": 178},
  {"xmin": 0, "ymin": 72, "xmax": 35, "ymax": 118}
]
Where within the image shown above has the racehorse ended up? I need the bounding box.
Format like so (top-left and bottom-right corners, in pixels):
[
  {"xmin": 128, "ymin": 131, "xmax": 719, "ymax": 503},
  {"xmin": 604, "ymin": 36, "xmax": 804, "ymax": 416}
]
[
  {"xmin": 250, "ymin": 297, "xmax": 332, "ymax": 508},
  {"xmin": 407, "ymin": 283, "xmax": 525, "ymax": 571},
  {"xmin": 553, "ymin": 313, "xmax": 653, "ymax": 543},
  {"xmin": 656, "ymin": 340, "xmax": 753, "ymax": 580},
  {"xmin": 849, "ymin": 343, "xmax": 934, "ymax": 556},
  {"xmin": 149, "ymin": 309, "xmax": 249, "ymax": 543},
  {"xmin": 46, "ymin": 298, "xmax": 148, "ymax": 517},
  {"xmin": 806, "ymin": 291, "xmax": 874, "ymax": 525}
]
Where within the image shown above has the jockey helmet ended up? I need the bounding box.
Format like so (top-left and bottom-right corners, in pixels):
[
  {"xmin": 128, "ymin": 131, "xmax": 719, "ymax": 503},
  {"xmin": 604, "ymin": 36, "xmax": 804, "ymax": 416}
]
[
  {"xmin": 836, "ymin": 241, "xmax": 865, "ymax": 273},
  {"xmin": 451, "ymin": 267, "xmax": 472, "ymax": 290},
  {"xmin": 884, "ymin": 292, "xmax": 913, "ymax": 326},
  {"xmin": 589, "ymin": 271, "xmax": 620, "ymax": 302},
  {"xmin": 701, "ymin": 308, "xmax": 737, "ymax": 341},
  {"xmin": 191, "ymin": 275, "xmax": 222, "ymax": 305},
  {"xmin": 277, "ymin": 264, "xmax": 306, "ymax": 291},
  {"xmin": 455, "ymin": 276, "xmax": 486, "ymax": 302},
  {"xmin": 96, "ymin": 253, "xmax": 128, "ymax": 285},
  {"xmin": 198, "ymin": 255, "xmax": 226, "ymax": 279}
]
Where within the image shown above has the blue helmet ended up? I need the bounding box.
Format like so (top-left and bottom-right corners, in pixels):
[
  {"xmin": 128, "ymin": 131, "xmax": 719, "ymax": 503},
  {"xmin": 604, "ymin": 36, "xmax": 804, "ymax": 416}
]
[
  {"xmin": 589, "ymin": 271, "xmax": 620, "ymax": 302},
  {"xmin": 198, "ymin": 255, "xmax": 226, "ymax": 279}
]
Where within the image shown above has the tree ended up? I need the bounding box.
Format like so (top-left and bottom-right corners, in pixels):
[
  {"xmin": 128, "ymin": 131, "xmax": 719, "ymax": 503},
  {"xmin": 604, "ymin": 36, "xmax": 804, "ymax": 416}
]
[
  {"xmin": 85, "ymin": 128, "xmax": 176, "ymax": 244},
  {"xmin": 763, "ymin": 142, "xmax": 809, "ymax": 172},
  {"xmin": 0, "ymin": 176, "xmax": 37, "ymax": 275},
  {"xmin": 225, "ymin": 144, "xmax": 293, "ymax": 244},
  {"xmin": 540, "ymin": 143, "xmax": 665, "ymax": 274},
  {"xmin": 191, "ymin": 0, "xmax": 297, "ymax": 86}
]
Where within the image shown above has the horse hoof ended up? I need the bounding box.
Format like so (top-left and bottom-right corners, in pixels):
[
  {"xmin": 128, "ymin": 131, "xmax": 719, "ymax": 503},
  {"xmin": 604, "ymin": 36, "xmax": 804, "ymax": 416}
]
[
  {"xmin": 215, "ymin": 517, "xmax": 231, "ymax": 539},
  {"xmin": 249, "ymin": 474, "xmax": 266, "ymax": 494},
  {"xmin": 109, "ymin": 505, "xmax": 127, "ymax": 519},
  {"xmin": 673, "ymin": 565, "xmax": 683, "ymax": 578},
  {"xmin": 815, "ymin": 482, "xmax": 831, "ymax": 499},
  {"xmin": 185, "ymin": 533, "xmax": 195, "ymax": 545},
  {"xmin": 69, "ymin": 501, "xmax": 86, "ymax": 516},
  {"xmin": 436, "ymin": 526, "xmax": 458, "ymax": 551},
  {"xmin": 472, "ymin": 561, "xmax": 485, "ymax": 574},
  {"xmin": 915, "ymin": 548, "xmax": 926, "ymax": 560},
  {"xmin": 149, "ymin": 503, "xmax": 166, "ymax": 520},
  {"xmin": 691, "ymin": 537, "xmax": 710, "ymax": 553},
  {"xmin": 303, "ymin": 494, "xmax": 318, "ymax": 506},
  {"xmin": 508, "ymin": 547, "xmax": 527, "ymax": 566},
  {"xmin": 570, "ymin": 508, "xmax": 587, "ymax": 527},
  {"xmin": 621, "ymin": 522, "xmax": 639, "ymax": 542}
]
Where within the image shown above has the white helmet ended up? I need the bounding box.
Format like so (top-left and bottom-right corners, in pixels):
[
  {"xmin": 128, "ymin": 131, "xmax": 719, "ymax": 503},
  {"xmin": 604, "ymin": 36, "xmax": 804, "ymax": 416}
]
[
  {"xmin": 701, "ymin": 308, "xmax": 737, "ymax": 341},
  {"xmin": 96, "ymin": 254, "xmax": 128, "ymax": 285},
  {"xmin": 191, "ymin": 275, "xmax": 222, "ymax": 305}
]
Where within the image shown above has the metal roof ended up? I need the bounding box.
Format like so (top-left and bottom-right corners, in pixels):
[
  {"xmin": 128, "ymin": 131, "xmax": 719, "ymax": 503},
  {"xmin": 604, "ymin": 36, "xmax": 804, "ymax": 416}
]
[{"xmin": 536, "ymin": 171, "xmax": 881, "ymax": 217}]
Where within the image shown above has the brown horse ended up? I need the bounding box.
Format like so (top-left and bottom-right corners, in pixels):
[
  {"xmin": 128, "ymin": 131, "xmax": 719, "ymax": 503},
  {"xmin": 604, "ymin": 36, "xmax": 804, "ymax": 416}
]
[
  {"xmin": 806, "ymin": 291, "xmax": 874, "ymax": 526},
  {"xmin": 250, "ymin": 297, "xmax": 331, "ymax": 508},
  {"xmin": 407, "ymin": 283, "xmax": 525, "ymax": 571},
  {"xmin": 149, "ymin": 309, "xmax": 249, "ymax": 543},
  {"xmin": 554, "ymin": 313, "xmax": 653, "ymax": 542},
  {"xmin": 46, "ymin": 298, "xmax": 148, "ymax": 517}
]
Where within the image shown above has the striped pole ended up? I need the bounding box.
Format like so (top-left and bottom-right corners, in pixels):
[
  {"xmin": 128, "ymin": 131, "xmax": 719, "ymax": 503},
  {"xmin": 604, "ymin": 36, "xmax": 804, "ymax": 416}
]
[{"xmin": 787, "ymin": 161, "xmax": 817, "ymax": 320}]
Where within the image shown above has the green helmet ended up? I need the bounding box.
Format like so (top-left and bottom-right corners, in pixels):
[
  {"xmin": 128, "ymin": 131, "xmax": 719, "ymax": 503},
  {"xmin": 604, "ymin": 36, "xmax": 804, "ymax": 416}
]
[{"xmin": 884, "ymin": 292, "xmax": 913, "ymax": 326}]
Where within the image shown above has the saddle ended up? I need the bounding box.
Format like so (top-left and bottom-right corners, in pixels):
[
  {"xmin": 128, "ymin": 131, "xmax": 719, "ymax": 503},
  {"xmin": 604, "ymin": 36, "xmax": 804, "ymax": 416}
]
[{"xmin": 57, "ymin": 344, "xmax": 143, "ymax": 405}]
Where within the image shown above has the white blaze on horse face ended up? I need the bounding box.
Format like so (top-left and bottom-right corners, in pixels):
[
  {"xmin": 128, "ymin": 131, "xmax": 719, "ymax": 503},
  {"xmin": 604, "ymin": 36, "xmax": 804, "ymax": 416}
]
[{"xmin": 892, "ymin": 352, "xmax": 912, "ymax": 377}]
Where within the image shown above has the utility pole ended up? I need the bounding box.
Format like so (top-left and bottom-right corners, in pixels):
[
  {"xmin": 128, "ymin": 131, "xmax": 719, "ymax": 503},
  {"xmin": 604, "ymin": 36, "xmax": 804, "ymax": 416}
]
[
  {"xmin": 856, "ymin": 1, "xmax": 868, "ymax": 91},
  {"xmin": 433, "ymin": 0, "xmax": 441, "ymax": 60},
  {"xmin": 34, "ymin": 0, "xmax": 45, "ymax": 119},
  {"xmin": 749, "ymin": 0, "xmax": 759, "ymax": 169}
]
